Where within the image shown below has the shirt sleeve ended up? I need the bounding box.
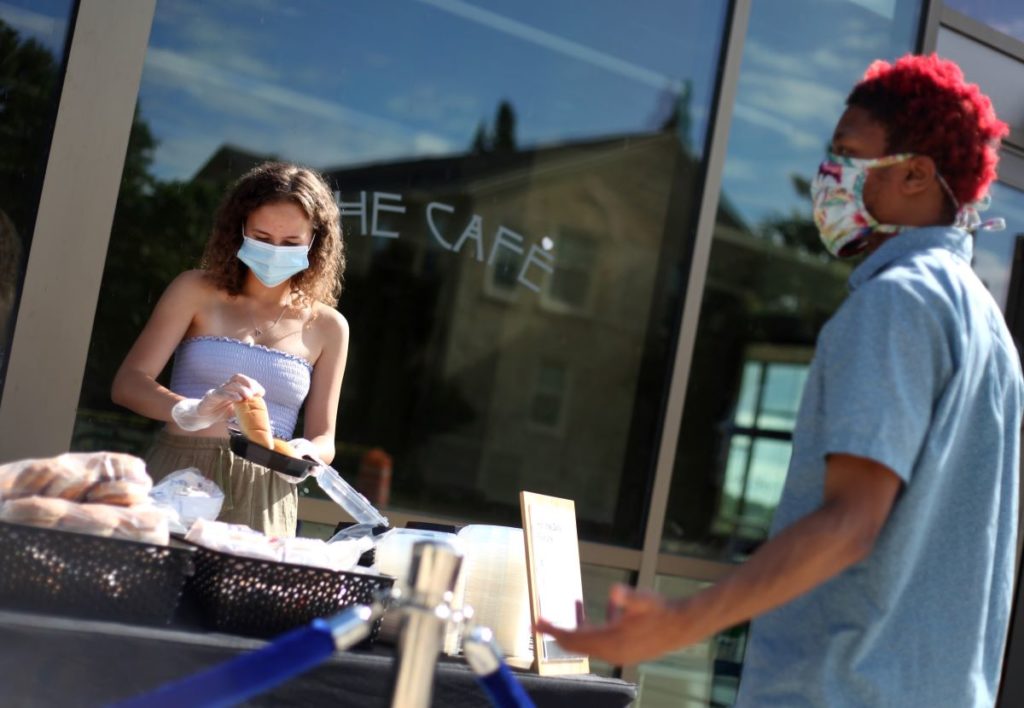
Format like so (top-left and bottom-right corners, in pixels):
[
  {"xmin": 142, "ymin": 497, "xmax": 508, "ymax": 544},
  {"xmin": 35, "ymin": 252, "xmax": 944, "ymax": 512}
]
[{"xmin": 817, "ymin": 276, "xmax": 954, "ymax": 484}]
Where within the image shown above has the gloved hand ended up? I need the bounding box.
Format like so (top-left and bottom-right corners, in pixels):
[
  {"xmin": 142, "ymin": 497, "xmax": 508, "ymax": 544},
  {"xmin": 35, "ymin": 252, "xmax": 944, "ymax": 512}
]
[
  {"xmin": 274, "ymin": 438, "xmax": 321, "ymax": 487},
  {"xmin": 171, "ymin": 374, "xmax": 265, "ymax": 431},
  {"xmin": 287, "ymin": 437, "xmax": 322, "ymax": 463}
]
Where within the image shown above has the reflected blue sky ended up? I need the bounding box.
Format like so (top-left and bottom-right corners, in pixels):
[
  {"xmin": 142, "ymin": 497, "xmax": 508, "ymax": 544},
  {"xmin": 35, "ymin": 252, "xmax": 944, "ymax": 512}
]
[
  {"xmin": 721, "ymin": 0, "xmax": 921, "ymax": 228},
  {"xmin": 944, "ymin": 0, "xmax": 1024, "ymax": 43},
  {"xmin": 1, "ymin": 0, "xmax": 926, "ymax": 232},
  {"xmin": 140, "ymin": 0, "xmax": 725, "ymax": 183},
  {"xmin": 0, "ymin": 0, "xmax": 72, "ymax": 56}
]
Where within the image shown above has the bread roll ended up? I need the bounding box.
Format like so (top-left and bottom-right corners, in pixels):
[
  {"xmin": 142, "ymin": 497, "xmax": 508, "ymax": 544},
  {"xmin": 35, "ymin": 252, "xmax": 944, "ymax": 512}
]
[
  {"xmin": 1, "ymin": 496, "xmax": 168, "ymax": 545},
  {"xmin": 1, "ymin": 496, "xmax": 68, "ymax": 527},
  {"xmin": 115, "ymin": 506, "xmax": 169, "ymax": 545},
  {"xmin": 85, "ymin": 480, "xmax": 151, "ymax": 507},
  {"xmin": 273, "ymin": 439, "xmax": 298, "ymax": 458},
  {"xmin": 234, "ymin": 396, "xmax": 274, "ymax": 448},
  {"xmin": 59, "ymin": 503, "xmax": 119, "ymax": 537},
  {"xmin": 0, "ymin": 452, "xmax": 151, "ymax": 503},
  {"xmin": 7, "ymin": 461, "xmax": 57, "ymax": 499},
  {"xmin": 80, "ymin": 452, "xmax": 149, "ymax": 485},
  {"xmin": 43, "ymin": 472, "xmax": 95, "ymax": 501}
]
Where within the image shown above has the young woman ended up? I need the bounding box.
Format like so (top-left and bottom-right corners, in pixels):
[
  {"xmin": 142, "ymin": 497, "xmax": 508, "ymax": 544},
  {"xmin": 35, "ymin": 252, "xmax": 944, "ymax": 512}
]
[{"xmin": 112, "ymin": 162, "xmax": 348, "ymax": 536}]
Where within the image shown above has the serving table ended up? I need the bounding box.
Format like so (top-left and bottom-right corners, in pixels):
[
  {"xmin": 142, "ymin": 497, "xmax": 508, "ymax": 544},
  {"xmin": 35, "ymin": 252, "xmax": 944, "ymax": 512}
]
[{"xmin": 0, "ymin": 610, "xmax": 636, "ymax": 707}]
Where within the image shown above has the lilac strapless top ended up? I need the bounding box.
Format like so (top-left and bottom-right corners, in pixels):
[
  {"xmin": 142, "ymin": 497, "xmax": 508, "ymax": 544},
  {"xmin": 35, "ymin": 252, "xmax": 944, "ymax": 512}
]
[{"xmin": 169, "ymin": 336, "xmax": 313, "ymax": 440}]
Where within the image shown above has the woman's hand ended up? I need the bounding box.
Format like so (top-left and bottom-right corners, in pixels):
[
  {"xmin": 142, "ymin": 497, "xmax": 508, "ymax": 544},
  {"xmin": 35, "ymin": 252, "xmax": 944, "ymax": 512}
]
[{"xmin": 172, "ymin": 374, "xmax": 265, "ymax": 431}]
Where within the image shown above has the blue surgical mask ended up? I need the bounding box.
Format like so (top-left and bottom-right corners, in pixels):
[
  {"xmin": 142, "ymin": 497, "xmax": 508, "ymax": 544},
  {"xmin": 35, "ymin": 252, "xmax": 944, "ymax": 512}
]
[{"xmin": 237, "ymin": 233, "xmax": 312, "ymax": 287}]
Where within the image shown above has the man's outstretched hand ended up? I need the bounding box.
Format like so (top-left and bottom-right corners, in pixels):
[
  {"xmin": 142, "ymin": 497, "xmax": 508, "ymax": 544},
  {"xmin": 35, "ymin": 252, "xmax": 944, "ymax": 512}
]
[{"xmin": 535, "ymin": 584, "xmax": 695, "ymax": 666}]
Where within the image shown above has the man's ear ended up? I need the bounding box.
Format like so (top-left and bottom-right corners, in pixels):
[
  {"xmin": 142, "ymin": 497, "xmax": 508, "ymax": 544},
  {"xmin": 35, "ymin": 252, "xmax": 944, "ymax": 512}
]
[{"xmin": 902, "ymin": 155, "xmax": 938, "ymax": 196}]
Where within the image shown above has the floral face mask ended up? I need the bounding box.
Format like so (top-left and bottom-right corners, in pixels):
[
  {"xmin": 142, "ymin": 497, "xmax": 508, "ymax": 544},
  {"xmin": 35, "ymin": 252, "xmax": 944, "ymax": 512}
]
[
  {"xmin": 810, "ymin": 152, "xmax": 915, "ymax": 258},
  {"xmin": 810, "ymin": 152, "xmax": 1003, "ymax": 258}
]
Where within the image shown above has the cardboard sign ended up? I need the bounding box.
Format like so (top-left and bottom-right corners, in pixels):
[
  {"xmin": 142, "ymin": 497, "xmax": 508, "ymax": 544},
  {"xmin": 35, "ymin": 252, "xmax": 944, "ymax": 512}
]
[{"xmin": 520, "ymin": 491, "xmax": 590, "ymax": 675}]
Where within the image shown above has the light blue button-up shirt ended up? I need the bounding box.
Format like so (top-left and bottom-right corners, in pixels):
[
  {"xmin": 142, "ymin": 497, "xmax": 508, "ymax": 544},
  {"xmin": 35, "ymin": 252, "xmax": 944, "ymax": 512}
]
[{"xmin": 735, "ymin": 226, "xmax": 1024, "ymax": 707}]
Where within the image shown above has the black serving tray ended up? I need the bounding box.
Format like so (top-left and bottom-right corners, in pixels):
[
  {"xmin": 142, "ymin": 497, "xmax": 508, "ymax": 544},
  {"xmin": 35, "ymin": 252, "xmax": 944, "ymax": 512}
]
[{"xmin": 227, "ymin": 428, "xmax": 317, "ymax": 478}]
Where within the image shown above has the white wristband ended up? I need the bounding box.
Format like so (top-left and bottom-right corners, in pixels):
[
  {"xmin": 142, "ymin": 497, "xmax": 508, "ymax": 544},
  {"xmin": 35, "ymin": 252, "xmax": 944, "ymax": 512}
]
[{"xmin": 171, "ymin": 397, "xmax": 220, "ymax": 431}]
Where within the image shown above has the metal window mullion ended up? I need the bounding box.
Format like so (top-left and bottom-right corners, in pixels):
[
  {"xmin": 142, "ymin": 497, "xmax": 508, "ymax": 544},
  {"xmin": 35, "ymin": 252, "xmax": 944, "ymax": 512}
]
[
  {"xmin": 619, "ymin": 0, "xmax": 752, "ymax": 684},
  {"xmin": 917, "ymin": 0, "xmax": 942, "ymax": 53},
  {"xmin": 935, "ymin": 7, "xmax": 1024, "ymax": 150},
  {"xmin": 939, "ymin": 6, "xmax": 1024, "ymax": 61},
  {"xmin": 0, "ymin": 0, "xmax": 156, "ymax": 461},
  {"xmin": 633, "ymin": 0, "xmax": 751, "ymax": 591}
]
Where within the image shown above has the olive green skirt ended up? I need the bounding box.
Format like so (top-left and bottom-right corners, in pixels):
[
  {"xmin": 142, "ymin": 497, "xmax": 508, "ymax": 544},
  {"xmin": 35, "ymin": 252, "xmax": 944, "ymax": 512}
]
[{"xmin": 146, "ymin": 431, "xmax": 298, "ymax": 537}]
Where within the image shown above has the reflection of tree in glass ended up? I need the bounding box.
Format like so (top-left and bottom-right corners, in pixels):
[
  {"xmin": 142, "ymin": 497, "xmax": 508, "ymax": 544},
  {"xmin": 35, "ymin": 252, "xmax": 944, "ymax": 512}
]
[
  {"xmin": 0, "ymin": 19, "xmax": 66, "ymax": 392},
  {"xmin": 0, "ymin": 208, "xmax": 19, "ymax": 361},
  {"xmin": 76, "ymin": 112, "xmax": 229, "ymax": 450},
  {"xmin": 757, "ymin": 174, "xmax": 826, "ymax": 257},
  {"xmin": 470, "ymin": 100, "xmax": 518, "ymax": 154},
  {"xmin": 648, "ymin": 80, "xmax": 693, "ymax": 153},
  {"xmin": 666, "ymin": 168, "xmax": 855, "ymax": 560},
  {"xmin": 0, "ymin": 19, "xmax": 62, "ymax": 237}
]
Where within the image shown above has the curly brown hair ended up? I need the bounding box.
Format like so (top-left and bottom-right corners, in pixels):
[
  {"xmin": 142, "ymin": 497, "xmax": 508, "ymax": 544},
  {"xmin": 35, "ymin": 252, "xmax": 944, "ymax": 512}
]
[{"xmin": 201, "ymin": 162, "xmax": 344, "ymax": 308}]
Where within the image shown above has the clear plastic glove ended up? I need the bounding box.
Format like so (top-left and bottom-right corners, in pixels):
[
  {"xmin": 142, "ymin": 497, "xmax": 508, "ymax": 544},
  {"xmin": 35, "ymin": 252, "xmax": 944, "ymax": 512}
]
[
  {"xmin": 273, "ymin": 437, "xmax": 321, "ymax": 485},
  {"xmin": 287, "ymin": 437, "xmax": 322, "ymax": 463},
  {"xmin": 171, "ymin": 373, "xmax": 265, "ymax": 431}
]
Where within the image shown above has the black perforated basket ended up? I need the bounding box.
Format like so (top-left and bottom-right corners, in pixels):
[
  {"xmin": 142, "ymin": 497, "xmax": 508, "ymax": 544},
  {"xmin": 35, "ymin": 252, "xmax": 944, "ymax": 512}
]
[
  {"xmin": 185, "ymin": 544, "xmax": 394, "ymax": 642},
  {"xmin": 0, "ymin": 521, "xmax": 195, "ymax": 625}
]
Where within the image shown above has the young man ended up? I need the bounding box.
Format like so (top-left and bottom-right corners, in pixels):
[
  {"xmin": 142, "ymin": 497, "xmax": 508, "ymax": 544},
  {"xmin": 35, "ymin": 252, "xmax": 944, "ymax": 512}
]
[{"xmin": 539, "ymin": 55, "xmax": 1022, "ymax": 707}]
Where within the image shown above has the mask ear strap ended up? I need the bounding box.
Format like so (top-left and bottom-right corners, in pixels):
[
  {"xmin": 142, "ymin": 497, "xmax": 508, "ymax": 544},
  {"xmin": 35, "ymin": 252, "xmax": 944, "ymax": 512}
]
[
  {"xmin": 953, "ymin": 192, "xmax": 1006, "ymax": 233},
  {"xmin": 935, "ymin": 173, "xmax": 960, "ymax": 211}
]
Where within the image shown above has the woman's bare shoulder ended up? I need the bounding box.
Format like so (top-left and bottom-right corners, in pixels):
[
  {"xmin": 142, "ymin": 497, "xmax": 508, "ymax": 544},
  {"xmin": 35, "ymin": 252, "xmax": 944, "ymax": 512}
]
[
  {"xmin": 165, "ymin": 270, "xmax": 221, "ymax": 302},
  {"xmin": 310, "ymin": 303, "xmax": 349, "ymax": 340}
]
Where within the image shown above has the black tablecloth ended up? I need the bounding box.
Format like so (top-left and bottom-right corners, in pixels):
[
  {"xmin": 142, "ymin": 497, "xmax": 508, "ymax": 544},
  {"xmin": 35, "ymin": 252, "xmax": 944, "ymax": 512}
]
[{"xmin": 0, "ymin": 611, "xmax": 636, "ymax": 707}]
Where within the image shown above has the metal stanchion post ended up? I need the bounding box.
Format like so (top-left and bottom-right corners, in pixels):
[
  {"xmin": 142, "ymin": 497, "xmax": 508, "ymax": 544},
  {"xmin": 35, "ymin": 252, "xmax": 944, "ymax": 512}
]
[{"xmin": 387, "ymin": 540, "xmax": 464, "ymax": 708}]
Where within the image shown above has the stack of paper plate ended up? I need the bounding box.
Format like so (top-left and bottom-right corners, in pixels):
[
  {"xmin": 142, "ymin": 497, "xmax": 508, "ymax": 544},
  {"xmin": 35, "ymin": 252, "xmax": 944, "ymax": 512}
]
[{"xmin": 457, "ymin": 524, "xmax": 533, "ymax": 662}]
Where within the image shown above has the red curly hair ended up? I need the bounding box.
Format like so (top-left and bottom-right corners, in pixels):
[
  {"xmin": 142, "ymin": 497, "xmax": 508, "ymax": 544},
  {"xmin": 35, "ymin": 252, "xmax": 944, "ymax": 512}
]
[{"xmin": 846, "ymin": 53, "xmax": 1008, "ymax": 206}]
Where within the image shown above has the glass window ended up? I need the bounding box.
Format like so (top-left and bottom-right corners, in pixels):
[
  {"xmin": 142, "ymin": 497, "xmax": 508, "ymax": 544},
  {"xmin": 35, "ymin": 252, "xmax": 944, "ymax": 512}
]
[
  {"xmin": 528, "ymin": 359, "xmax": 569, "ymax": 432},
  {"xmin": 580, "ymin": 564, "xmax": 633, "ymax": 678},
  {"xmin": 662, "ymin": 0, "xmax": 925, "ymax": 562},
  {"xmin": 73, "ymin": 0, "xmax": 730, "ymax": 547},
  {"xmin": 936, "ymin": 28, "xmax": 1024, "ymax": 132},
  {"xmin": 973, "ymin": 181, "xmax": 1024, "ymax": 313},
  {"xmin": 635, "ymin": 576, "xmax": 748, "ymax": 708},
  {"xmin": 0, "ymin": 0, "xmax": 75, "ymax": 400},
  {"xmin": 942, "ymin": 0, "xmax": 1024, "ymax": 43},
  {"xmin": 543, "ymin": 228, "xmax": 599, "ymax": 313},
  {"xmin": 711, "ymin": 347, "xmax": 810, "ymax": 552}
]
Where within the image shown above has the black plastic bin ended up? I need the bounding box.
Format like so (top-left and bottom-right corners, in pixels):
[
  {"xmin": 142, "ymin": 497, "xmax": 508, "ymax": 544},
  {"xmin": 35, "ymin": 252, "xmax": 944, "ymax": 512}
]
[
  {"xmin": 184, "ymin": 543, "xmax": 394, "ymax": 643},
  {"xmin": 0, "ymin": 521, "xmax": 195, "ymax": 626}
]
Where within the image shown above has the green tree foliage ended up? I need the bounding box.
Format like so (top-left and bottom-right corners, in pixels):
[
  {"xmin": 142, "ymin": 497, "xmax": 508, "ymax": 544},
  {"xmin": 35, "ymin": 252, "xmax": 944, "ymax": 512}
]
[
  {"xmin": 80, "ymin": 144, "xmax": 229, "ymax": 413},
  {"xmin": 468, "ymin": 100, "xmax": 518, "ymax": 154},
  {"xmin": 0, "ymin": 19, "xmax": 59, "ymax": 234}
]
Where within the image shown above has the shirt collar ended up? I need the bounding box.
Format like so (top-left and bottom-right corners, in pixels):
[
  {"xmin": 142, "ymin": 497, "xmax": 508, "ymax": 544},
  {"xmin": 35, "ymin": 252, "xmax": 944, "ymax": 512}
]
[{"xmin": 848, "ymin": 226, "xmax": 973, "ymax": 291}]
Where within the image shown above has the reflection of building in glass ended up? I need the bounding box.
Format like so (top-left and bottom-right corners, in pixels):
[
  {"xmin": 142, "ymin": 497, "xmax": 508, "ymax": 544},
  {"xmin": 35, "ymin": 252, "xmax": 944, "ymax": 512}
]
[
  {"xmin": 194, "ymin": 128, "xmax": 853, "ymax": 550},
  {"xmin": 10, "ymin": 0, "xmax": 1024, "ymax": 701},
  {"xmin": 714, "ymin": 347, "xmax": 810, "ymax": 544},
  {"xmin": 196, "ymin": 130, "xmax": 702, "ymax": 535}
]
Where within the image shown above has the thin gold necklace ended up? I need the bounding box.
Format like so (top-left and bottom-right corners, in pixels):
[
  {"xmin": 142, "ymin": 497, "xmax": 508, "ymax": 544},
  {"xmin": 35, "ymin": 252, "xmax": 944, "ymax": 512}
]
[{"xmin": 250, "ymin": 303, "xmax": 289, "ymax": 338}]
